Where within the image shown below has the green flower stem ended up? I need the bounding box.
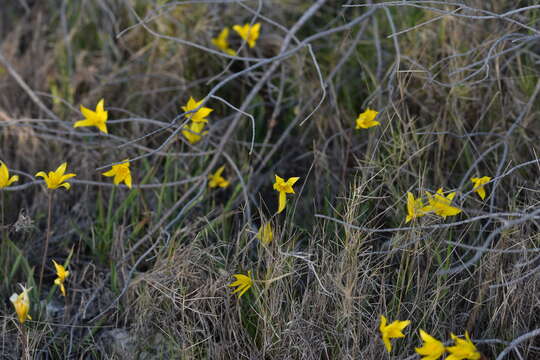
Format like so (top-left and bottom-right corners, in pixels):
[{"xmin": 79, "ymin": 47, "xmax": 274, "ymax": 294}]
[
  {"xmin": 1, "ymin": 190, "xmax": 5, "ymax": 241},
  {"xmin": 38, "ymin": 191, "xmax": 54, "ymax": 291},
  {"xmin": 1, "ymin": 190, "xmax": 6, "ymax": 283}
]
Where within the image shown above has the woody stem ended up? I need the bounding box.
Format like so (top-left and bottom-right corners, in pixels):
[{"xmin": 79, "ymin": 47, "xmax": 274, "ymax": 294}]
[{"xmin": 39, "ymin": 191, "xmax": 53, "ymax": 291}]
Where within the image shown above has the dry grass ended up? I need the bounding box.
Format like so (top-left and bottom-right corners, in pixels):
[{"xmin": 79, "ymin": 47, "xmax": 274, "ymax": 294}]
[{"xmin": 1, "ymin": 0, "xmax": 540, "ymax": 359}]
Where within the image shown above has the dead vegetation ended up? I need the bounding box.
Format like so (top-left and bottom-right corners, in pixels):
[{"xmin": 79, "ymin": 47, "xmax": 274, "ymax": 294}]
[{"xmin": 1, "ymin": 1, "xmax": 540, "ymax": 359}]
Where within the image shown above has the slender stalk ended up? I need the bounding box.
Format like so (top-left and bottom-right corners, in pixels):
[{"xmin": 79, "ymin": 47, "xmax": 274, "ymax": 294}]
[
  {"xmin": 17, "ymin": 323, "xmax": 29, "ymax": 360},
  {"xmin": 1, "ymin": 190, "xmax": 6, "ymax": 285},
  {"xmin": 1, "ymin": 190, "xmax": 5, "ymax": 241},
  {"xmin": 39, "ymin": 191, "xmax": 53, "ymax": 291}
]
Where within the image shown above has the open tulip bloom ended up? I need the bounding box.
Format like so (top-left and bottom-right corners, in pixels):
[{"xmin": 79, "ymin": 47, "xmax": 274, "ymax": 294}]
[
  {"xmin": 74, "ymin": 99, "xmax": 108, "ymax": 134},
  {"xmin": 379, "ymin": 315, "xmax": 411, "ymax": 353},
  {"xmin": 0, "ymin": 161, "xmax": 19, "ymax": 189},
  {"xmin": 232, "ymin": 23, "xmax": 261, "ymax": 48},
  {"xmin": 415, "ymin": 330, "xmax": 446, "ymax": 360},
  {"xmin": 228, "ymin": 271, "xmax": 253, "ymax": 299},
  {"xmin": 355, "ymin": 108, "xmax": 380, "ymax": 129},
  {"xmin": 102, "ymin": 159, "xmax": 132, "ymax": 188},
  {"xmin": 35, "ymin": 162, "xmax": 77, "ymax": 190},
  {"xmin": 182, "ymin": 97, "xmax": 213, "ymax": 123}
]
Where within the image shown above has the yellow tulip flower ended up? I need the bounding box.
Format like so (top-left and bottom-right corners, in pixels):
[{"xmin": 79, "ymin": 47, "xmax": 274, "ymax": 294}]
[
  {"xmin": 52, "ymin": 260, "xmax": 70, "ymax": 297},
  {"xmin": 379, "ymin": 315, "xmax": 411, "ymax": 353},
  {"xmin": 0, "ymin": 161, "xmax": 19, "ymax": 189},
  {"xmin": 208, "ymin": 166, "xmax": 230, "ymax": 188},
  {"xmin": 446, "ymin": 332, "xmax": 481, "ymax": 360},
  {"xmin": 181, "ymin": 97, "xmax": 213, "ymax": 123},
  {"xmin": 10, "ymin": 284, "xmax": 32, "ymax": 324},
  {"xmin": 256, "ymin": 222, "xmax": 273, "ymax": 245},
  {"xmin": 355, "ymin": 108, "xmax": 380, "ymax": 129},
  {"xmin": 182, "ymin": 121, "xmax": 207, "ymax": 144},
  {"xmin": 35, "ymin": 162, "xmax": 76, "ymax": 190},
  {"xmin": 273, "ymin": 175, "xmax": 300, "ymax": 214},
  {"xmin": 74, "ymin": 99, "xmax": 108, "ymax": 134},
  {"xmin": 232, "ymin": 23, "xmax": 261, "ymax": 48},
  {"xmin": 425, "ymin": 188, "xmax": 462, "ymax": 218},
  {"xmin": 228, "ymin": 271, "xmax": 253, "ymax": 299},
  {"xmin": 415, "ymin": 329, "xmax": 446, "ymax": 360},
  {"xmin": 102, "ymin": 159, "xmax": 132, "ymax": 188},
  {"xmin": 405, "ymin": 192, "xmax": 427, "ymax": 223},
  {"xmin": 470, "ymin": 176, "xmax": 491, "ymax": 200},
  {"xmin": 211, "ymin": 28, "xmax": 236, "ymax": 56}
]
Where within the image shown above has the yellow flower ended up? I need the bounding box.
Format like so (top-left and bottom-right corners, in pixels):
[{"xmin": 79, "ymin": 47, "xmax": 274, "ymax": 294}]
[
  {"xmin": 232, "ymin": 23, "xmax": 261, "ymax": 48},
  {"xmin": 470, "ymin": 176, "xmax": 491, "ymax": 200},
  {"xmin": 52, "ymin": 260, "xmax": 70, "ymax": 297},
  {"xmin": 182, "ymin": 121, "xmax": 208, "ymax": 144},
  {"xmin": 425, "ymin": 188, "xmax": 462, "ymax": 218},
  {"xmin": 35, "ymin": 162, "xmax": 76, "ymax": 190},
  {"xmin": 446, "ymin": 332, "xmax": 481, "ymax": 360},
  {"xmin": 405, "ymin": 192, "xmax": 427, "ymax": 223},
  {"xmin": 0, "ymin": 161, "xmax": 19, "ymax": 189},
  {"xmin": 181, "ymin": 97, "xmax": 213, "ymax": 123},
  {"xmin": 379, "ymin": 315, "xmax": 411, "ymax": 353},
  {"xmin": 102, "ymin": 159, "xmax": 132, "ymax": 189},
  {"xmin": 257, "ymin": 222, "xmax": 273, "ymax": 245},
  {"xmin": 208, "ymin": 166, "xmax": 230, "ymax": 188},
  {"xmin": 74, "ymin": 99, "xmax": 108, "ymax": 134},
  {"xmin": 228, "ymin": 270, "xmax": 253, "ymax": 298},
  {"xmin": 355, "ymin": 108, "xmax": 380, "ymax": 129},
  {"xmin": 211, "ymin": 27, "xmax": 236, "ymax": 56},
  {"xmin": 273, "ymin": 175, "xmax": 300, "ymax": 214},
  {"xmin": 415, "ymin": 329, "xmax": 446, "ymax": 360},
  {"xmin": 10, "ymin": 284, "xmax": 32, "ymax": 324}
]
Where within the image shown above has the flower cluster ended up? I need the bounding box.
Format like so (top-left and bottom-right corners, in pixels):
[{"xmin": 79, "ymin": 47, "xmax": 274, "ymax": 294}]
[
  {"xmin": 405, "ymin": 177, "xmax": 491, "ymax": 223},
  {"xmin": 181, "ymin": 97, "xmax": 213, "ymax": 145},
  {"xmin": 380, "ymin": 315, "xmax": 482, "ymax": 359},
  {"xmin": 211, "ymin": 23, "xmax": 261, "ymax": 55}
]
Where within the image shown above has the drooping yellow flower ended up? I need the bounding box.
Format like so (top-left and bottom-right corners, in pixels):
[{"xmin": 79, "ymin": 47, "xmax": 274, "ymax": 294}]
[
  {"xmin": 74, "ymin": 99, "xmax": 108, "ymax": 133},
  {"xmin": 355, "ymin": 108, "xmax": 380, "ymax": 129},
  {"xmin": 415, "ymin": 329, "xmax": 446, "ymax": 360},
  {"xmin": 181, "ymin": 97, "xmax": 213, "ymax": 123},
  {"xmin": 405, "ymin": 192, "xmax": 427, "ymax": 223},
  {"xmin": 257, "ymin": 222, "xmax": 273, "ymax": 245},
  {"xmin": 446, "ymin": 332, "xmax": 481, "ymax": 360},
  {"xmin": 470, "ymin": 176, "xmax": 491, "ymax": 200},
  {"xmin": 52, "ymin": 260, "xmax": 70, "ymax": 297},
  {"xmin": 425, "ymin": 188, "xmax": 462, "ymax": 218},
  {"xmin": 102, "ymin": 159, "xmax": 132, "ymax": 189},
  {"xmin": 232, "ymin": 23, "xmax": 261, "ymax": 48},
  {"xmin": 208, "ymin": 166, "xmax": 230, "ymax": 188},
  {"xmin": 35, "ymin": 162, "xmax": 76, "ymax": 190},
  {"xmin": 379, "ymin": 315, "xmax": 411, "ymax": 353},
  {"xmin": 273, "ymin": 175, "xmax": 300, "ymax": 214},
  {"xmin": 211, "ymin": 27, "xmax": 236, "ymax": 56},
  {"xmin": 10, "ymin": 284, "xmax": 32, "ymax": 324},
  {"xmin": 0, "ymin": 161, "xmax": 19, "ymax": 189},
  {"xmin": 228, "ymin": 270, "xmax": 253, "ymax": 298},
  {"xmin": 182, "ymin": 121, "xmax": 207, "ymax": 144}
]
